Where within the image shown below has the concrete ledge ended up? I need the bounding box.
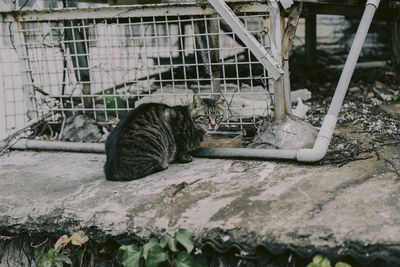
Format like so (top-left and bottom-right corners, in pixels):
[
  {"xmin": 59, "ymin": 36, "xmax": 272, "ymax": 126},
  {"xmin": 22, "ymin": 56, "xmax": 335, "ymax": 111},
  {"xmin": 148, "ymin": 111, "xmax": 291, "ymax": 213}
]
[{"xmin": 1, "ymin": 148, "xmax": 400, "ymax": 265}]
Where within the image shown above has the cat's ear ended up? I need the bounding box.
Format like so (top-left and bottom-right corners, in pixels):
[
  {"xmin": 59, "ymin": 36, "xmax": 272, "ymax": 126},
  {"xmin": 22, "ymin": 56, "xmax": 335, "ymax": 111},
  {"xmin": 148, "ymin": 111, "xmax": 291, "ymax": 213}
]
[{"xmin": 193, "ymin": 94, "xmax": 203, "ymax": 107}]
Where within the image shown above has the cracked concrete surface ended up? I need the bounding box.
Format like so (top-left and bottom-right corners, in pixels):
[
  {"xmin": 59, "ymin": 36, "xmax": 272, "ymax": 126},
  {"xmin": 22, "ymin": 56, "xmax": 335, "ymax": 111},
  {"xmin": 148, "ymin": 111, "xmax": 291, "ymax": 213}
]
[{"xmin": 0, "ymin": 143, "xmax": 400, "ymax": 264}]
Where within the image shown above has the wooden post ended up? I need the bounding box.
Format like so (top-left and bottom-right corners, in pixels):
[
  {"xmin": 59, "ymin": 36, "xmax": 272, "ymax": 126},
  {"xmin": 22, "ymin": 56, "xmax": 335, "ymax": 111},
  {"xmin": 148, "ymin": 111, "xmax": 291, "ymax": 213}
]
[
  {"xmin": 392, "ymin": 10, "xmax": 400, "ymax": 73},
  {"xmin": 270, "ymin": 5, "xmax": 285, "ymax": 121},
  {"xmin": 282, "ymin": 2, "xmax": 302, "ymax": 114},
  {"xmin": 305, "ymin": 8, "xmax": 317, "ymax": 67}
]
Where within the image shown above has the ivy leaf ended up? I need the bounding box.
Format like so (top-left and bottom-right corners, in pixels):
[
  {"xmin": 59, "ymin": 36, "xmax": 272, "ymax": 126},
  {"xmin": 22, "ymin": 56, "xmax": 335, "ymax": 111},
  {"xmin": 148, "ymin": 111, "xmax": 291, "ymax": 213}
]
[
  {"xmin": 142, "ymin": 239, "xmax": 159, "ymax": 260},
  {"xmin": 159, "ymin": 236, "xmax": 168, "ymax": 248},
  {"xmin": 145, "ymin": 245, "xmax": 169, "ymax": 267},
  {"xmin": 321, "ymin": 258, "xmax": 332, "ymax": 267},
  {"xmin": 175, "ymin": 229, "xmax": 195, "ymax": 253},
  {"xmin": 54, "ymin": 254, "xmax": 73, "ymax": 265},
  {"xmin": 335, "ymin": 263, "xmax": 351, "ymax": 267},
  {"xmin": 38, "ymin": 257, "xmax": 53, "ymax": 267},
  {"xmin": 117, "ymin": 244, "xmax": 142, "ymax": 267},
  {"xmin": 160, "ymin": 235, "xmax": 178, "ymax": 252},
  {"xmin": 175, "ymin": 251, "xmax": 194, "ymax": 267}
]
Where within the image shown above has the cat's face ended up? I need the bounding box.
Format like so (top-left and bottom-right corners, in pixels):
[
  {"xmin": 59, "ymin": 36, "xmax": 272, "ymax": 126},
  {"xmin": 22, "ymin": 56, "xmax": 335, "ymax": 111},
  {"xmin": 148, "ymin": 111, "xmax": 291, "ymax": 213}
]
[{"xmin": 189, "ymin": 95, "xmax": 227, "ymax": 132}]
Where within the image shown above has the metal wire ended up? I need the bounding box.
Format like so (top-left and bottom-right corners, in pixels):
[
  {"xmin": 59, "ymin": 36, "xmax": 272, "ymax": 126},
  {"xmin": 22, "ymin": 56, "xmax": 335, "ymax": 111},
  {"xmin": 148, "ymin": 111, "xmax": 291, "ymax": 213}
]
[{"xmin": 0, "ymin": 3, "xmax": 274, "ymax": 137}]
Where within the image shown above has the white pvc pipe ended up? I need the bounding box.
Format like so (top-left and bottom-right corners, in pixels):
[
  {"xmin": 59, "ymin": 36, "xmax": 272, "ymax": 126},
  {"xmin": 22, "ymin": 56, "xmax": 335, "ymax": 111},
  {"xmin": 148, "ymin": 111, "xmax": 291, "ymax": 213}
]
[
  {"xmin": 1, "ymin": 139, "xmax": 104, "ymax": 153},
  {"xmin": 297, "ymin": 0, "xmax": 380, "ymax": 162},
  {"xmin": 197, "ymin": 0, "xmax": 380, "ymax": 162}
]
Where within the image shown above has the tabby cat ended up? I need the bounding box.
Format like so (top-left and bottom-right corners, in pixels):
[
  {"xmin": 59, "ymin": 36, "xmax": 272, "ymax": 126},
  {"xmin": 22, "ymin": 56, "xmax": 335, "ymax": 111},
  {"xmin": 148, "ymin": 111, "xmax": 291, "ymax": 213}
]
[{"xmin": 104, "ymin": 95, "xmax": 226, "ymax": 181}]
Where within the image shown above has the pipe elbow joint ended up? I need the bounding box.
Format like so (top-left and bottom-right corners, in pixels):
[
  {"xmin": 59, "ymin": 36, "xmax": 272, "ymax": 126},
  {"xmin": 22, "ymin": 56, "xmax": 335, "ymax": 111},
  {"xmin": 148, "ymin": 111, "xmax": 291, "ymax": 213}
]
[
  {"xmin": 297, "ymin": 114, "xmax": 337, "ymax": 162},
  {"xmin": 297, "ymin": 134, "xmax": 331, "ymax": 162},
  {"xmin": 296, "ymin": 145, "xmax": 327, "ymax": 163}
]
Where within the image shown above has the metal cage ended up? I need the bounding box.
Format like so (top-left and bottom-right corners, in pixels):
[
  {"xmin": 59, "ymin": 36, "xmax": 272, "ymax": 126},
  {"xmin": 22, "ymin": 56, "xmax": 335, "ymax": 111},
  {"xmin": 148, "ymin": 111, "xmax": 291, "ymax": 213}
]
[{"xmin": 0, "ymin": 1, "xmax": 280, "ymax": 142}]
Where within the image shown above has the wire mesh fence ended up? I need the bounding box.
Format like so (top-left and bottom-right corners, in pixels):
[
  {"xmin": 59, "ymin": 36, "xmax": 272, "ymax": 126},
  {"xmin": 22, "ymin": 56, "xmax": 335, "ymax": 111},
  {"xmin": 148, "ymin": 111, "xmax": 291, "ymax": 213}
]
[{"xmin": 0, "ymin": 2, "xmax": 276, "ymax": 142}]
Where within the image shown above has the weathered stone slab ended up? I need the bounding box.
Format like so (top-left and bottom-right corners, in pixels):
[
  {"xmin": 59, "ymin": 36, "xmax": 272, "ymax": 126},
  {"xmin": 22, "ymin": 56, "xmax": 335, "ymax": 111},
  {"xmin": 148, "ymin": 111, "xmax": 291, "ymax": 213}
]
[{"xmin": 0, "ymin": 145, "xmax": 400, "ymax": 264}]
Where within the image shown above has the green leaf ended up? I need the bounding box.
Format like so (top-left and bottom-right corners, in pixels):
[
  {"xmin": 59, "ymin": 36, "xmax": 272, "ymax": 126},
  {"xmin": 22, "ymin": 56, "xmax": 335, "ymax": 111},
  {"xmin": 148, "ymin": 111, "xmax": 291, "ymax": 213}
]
[
  {"xmin": 393, "ymin": 95, "xmax": 399, "ymax": 101},
  {"xmin": 160, "ymin": 235, "xmax": 178, "ymax": 252},
  {"xmin": 175, "ymin": 229, "xmax": 195, "ymax": 253},
  {"xmin": 117, "ymin": 244, "xmax": 142, "ymax": 267},
  {"xmin": 46, "ymin": 248, "xmax": 55, "ymax": 258},
  {"xmin": 54, "ymin": 254, "xmax": 73, "ymax": 265},
  {"xmin": 105, "ymin": 90, "xmax": 124, "ymax": 109},
  {"xmin": 143, "ymin": 239, "xmax": 159, "ymax": 260},
  {"xmin": 175, "ymin": 251, "xmax": 194, "ymax": 267},
  {"xmin": 321, "ymin": 257, "xmax": 331, "ymax": 267},
  {"xmin": 335, "ymin": 262, "xmax": 351, "ymax": 267},
  {"xmin": 159, "ymin": 237, "xmax": 167, "ymax": 248},
  {"xmin": 39, "ymin": 257, "xmax": 53, "ymax": 267},
  {"xmin": 145, "ymin": 245, "xmax": 169, "ymax": 267},
  {"xmin": 308, "ymin": 254, "xmax": 329, "ymax": 267},
  {"xmin": 312, "ymin": 254, "xmax": 324, "ymax": 264}
]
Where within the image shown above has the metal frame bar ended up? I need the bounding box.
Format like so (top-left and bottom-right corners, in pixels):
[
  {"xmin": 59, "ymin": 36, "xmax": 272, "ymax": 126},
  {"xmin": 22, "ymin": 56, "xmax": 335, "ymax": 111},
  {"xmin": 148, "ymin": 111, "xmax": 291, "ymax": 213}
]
[
  {"xmin": 208, "ymin": 0, "xmax": 283, "ymax": 80},
  {"xmin": 0, "ymin": 2, "xmax": 270, "ymax": 22}
]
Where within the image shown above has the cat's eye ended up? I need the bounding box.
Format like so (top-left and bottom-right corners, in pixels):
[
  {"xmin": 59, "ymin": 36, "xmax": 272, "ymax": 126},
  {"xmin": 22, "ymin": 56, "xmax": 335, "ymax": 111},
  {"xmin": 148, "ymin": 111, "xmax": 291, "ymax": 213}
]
[{"xmin": 196, "ymin": 117, "xmax": 208, "ymax": 123}]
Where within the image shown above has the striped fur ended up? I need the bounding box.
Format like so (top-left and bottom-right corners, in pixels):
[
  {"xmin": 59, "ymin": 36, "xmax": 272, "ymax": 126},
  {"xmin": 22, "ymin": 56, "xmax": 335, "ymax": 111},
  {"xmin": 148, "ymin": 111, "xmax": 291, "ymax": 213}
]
[{"xmin": 104, "ymin": 96, "xmax": 225, "ymax": 181}]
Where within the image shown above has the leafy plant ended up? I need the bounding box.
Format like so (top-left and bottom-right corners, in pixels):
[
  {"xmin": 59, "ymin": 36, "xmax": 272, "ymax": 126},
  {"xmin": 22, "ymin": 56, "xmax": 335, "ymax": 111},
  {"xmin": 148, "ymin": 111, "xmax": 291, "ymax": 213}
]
[
  {"xmin": 37, "ymin": 231, "xmax": 89, "ymax": 267},
  {"xmin": 117, "ymin": 228, "xmax": 206, "ymax": 267},
  {"xmin": 307, "ymin": 254, "xmax": 351, "ymax": 267},
  {"xmin": 105, "ymin": 90, "xmax": 124, "ymax": 110}
]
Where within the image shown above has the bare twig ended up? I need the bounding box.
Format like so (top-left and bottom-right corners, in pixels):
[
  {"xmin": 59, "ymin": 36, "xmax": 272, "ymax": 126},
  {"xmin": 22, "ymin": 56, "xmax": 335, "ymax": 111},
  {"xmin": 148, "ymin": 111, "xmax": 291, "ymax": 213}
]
[
  {"xmin": 30, "ymin": 238, "xmax": 48, "ymax": 248},
  {"xmin": 0, "ymin": 235, "xmax": 14, "ymax": 240}
]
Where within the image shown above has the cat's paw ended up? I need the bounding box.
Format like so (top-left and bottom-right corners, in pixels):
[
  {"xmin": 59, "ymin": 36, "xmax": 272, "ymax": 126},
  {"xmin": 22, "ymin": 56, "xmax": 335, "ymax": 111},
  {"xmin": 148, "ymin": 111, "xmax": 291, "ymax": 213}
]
[{"xmin": 177, "ymin": 154, "xmax": 193, "ymax": 163}]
